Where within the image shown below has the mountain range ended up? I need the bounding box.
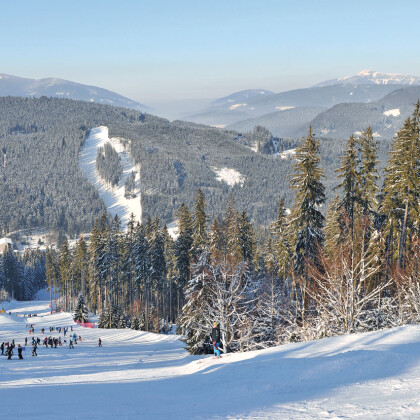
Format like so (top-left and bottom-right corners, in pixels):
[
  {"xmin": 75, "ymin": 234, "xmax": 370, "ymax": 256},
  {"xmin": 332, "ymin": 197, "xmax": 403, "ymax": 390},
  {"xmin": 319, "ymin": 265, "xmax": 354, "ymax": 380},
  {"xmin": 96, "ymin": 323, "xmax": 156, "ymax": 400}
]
[
  {"xmin": 185, "ymin": 71, "xmax": 420, "ymax": 139},
  {"xmin": 314, "ymin": 70, "xmax": 420, "ymax": 87},
  {"xmin": 0, "ymin": 73, "xmax": 150, "ymax": 111}
]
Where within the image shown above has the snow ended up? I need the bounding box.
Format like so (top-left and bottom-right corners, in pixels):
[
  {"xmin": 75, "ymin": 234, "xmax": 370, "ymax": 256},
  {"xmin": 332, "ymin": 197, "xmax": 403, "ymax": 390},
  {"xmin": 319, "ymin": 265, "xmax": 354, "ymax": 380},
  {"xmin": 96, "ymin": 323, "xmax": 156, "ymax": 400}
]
[
  {"xmin": 280, "ymin": 148, "xmax": 296, "ymax": 159},
  {"xmin": 79, "ymin": 126, "xmax": 142, "ymax": 229},
  {"xmin": 0, "ymin": 238, "xmax": 12, "ymax": 246},
  {"xmin": 316, "ymin": 70, "xmax": 420, "ymax": 87},
  {"xmin": 275, "ymin": 106, "xmax": 295, "ymax": 111},
  {"xmin": 373, "ymin": 132, "xmax": 381, "ymax": 138},
  {"xmin": 2, "ymin": 298, "xmax": 420, "ymax": 418},
  {"xmin": 229, "ymin": 103, "xmax": 247, "ymax": 110},
  {"xmin": 384, "ymin": 108, "xmax": 401, "ymax": 117},
  {"xmin": 166, "ymin": 220, "xmax": 179, "ymax": 240},
  {"xmin": 212, "ymin": 167, "xmax": 245, "ymax": 187}
]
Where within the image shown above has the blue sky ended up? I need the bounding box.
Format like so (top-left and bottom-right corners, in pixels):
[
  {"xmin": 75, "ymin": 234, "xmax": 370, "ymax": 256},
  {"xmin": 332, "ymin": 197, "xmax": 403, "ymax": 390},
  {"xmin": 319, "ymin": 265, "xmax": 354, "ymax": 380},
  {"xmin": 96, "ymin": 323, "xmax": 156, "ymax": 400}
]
[{"xmin": 1, "ymin": 0, "xmax": 419, "ymax": 102}]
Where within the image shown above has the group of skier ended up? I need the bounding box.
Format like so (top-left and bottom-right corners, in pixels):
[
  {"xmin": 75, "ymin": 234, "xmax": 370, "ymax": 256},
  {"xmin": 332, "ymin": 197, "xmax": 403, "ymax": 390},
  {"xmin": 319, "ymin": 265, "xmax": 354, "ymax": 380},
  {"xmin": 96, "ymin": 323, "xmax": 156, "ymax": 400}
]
[{"xmin": 1, "ymin": 341, "xmax": 24, "ymax": 359}]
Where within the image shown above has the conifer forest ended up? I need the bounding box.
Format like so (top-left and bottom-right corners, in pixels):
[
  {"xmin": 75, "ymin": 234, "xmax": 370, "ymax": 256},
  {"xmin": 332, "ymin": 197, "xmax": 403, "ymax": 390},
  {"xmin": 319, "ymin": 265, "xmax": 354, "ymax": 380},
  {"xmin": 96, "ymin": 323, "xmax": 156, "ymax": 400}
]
[{"xmin": 36, "ymin": 103, "xmax": 420, "ymax": 354}]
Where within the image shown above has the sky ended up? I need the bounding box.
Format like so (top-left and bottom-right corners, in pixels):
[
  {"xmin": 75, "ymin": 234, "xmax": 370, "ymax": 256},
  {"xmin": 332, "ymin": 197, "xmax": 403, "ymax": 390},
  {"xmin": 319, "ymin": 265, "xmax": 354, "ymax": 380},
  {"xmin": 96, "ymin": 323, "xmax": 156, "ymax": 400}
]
[{"xmin": 1, "ymin": 0, "xmax": 420, "ymax": 106}]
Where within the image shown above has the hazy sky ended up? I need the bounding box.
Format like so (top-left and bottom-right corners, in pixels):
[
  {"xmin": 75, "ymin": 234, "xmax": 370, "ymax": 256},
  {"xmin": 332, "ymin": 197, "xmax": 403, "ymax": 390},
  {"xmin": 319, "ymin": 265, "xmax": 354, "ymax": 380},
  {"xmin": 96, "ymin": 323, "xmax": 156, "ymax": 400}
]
[{"xmin": 1, "ymin": 0, "xmax": 420, "ymax": 103}]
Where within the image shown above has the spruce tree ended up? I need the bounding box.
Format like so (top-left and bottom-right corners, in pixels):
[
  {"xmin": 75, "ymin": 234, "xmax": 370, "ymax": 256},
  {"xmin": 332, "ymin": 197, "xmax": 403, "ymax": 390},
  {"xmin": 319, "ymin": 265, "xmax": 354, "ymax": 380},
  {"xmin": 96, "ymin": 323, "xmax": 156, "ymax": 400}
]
[
  {"xmin": 335, "ymin": 134, "xmax": 360, "ymax": 242},
  {"xmin": 74, "ymin": 294, "xmax": 89, "ymax": 323},
  {"xmin": 358, "ymin": 127, "xmax": 379, "ymax": 214},
  {"xmin": 174, "ymin": 204, "xmax": 193, "ymax": 311},
  {"xmin": 289, "ymin": 127, "xmax": 326, "ymax": 276},
  {"xmin": 59, "ymin": 238, "xmax": 72, "ymax": 311},
  {"xmin": 225, "ymin": 197, "xmax": 241, "ymax": 263},
  {"xmin": 46, "ymin": 247, "xmax": 58, "ymax": 311},
  {"xmin": 132, "ymin": 222, "xmax": 149, "ymax": 303},
  {"xmin": 191, "ymin": 189, "xmax": 208, "ymax": 259},
  {"xmin": 270, "ymin": 198, "xmax": 292, "ymax": 279},
  {"xmin": 148, "ymin": 218, "xmax": 166, "ymax": 331},
  {"xmin": 382, "ymin": 105, "xmax": 420, "ymax": 268},
  {"xmin": 237, "ymin": 210, "xmax": 255, "ymax": 266},
  {"xmin": 73, "ymin": 237, "xmax": 88, "ymax": 298},
  {"xmin": 324, "ymin": 195, "xmax": 341, "ymax": 257},
  {"xmin": 179, "ymin": 251, "xmax": 212, "ymax": 354}
]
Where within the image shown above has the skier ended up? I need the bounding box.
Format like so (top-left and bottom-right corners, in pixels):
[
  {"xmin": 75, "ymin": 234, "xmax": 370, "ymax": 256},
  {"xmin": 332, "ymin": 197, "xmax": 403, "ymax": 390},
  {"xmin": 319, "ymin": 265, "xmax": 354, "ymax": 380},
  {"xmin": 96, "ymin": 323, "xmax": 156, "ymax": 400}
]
[
  {"xmin": 98, "ymin": 338, "xmax": 102, "ymax": 347},
  {"xmin": 69, "ymin": 339, "xmax": 74, "ymax": 349},
  {"xmin": 7, "ymin": 345, "xmax": 13, "ymax": 360},
  {"xmin": 18, "ymin": 344, "xmax": 23, "ymax": 359},
  {"xmin": 211, "ymin": 321, "xmax": 221, "ymax": 358},
  {"xmin": 25, "ymin": 337, "xmax": 27, "ymax": 346},
  {"xmin": 32, "ymin": 343, "xmax": 37, "ymax": 357},
  {"xmin": 1, "ymin": 342, "xmax": 4, "ymax": 355}
]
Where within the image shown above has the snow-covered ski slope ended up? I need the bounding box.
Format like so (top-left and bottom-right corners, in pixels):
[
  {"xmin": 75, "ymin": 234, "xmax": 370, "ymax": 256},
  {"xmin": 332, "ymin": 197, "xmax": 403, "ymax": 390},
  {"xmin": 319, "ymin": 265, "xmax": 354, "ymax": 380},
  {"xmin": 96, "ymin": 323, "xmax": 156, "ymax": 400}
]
[
  {"xmin": 2, "ymin": 299, "xmax": 420, "ymax": 419},
  {"xmin": 79, "ymin": 126, "xmax": 141, "ymax": 228}
]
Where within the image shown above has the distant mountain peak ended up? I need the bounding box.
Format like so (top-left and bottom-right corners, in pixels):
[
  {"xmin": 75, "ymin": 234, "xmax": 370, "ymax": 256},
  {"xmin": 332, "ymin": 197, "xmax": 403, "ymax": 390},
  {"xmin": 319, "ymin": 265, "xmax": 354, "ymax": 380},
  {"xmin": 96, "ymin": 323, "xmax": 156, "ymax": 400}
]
[
  {"xmin": 0, "ymin": 73, "xmax": 150, "ymax": 111},
  {"xmin": 211, "ymin": 89, "xmax": 275, "ymax": 107},
  {"xmin": 315, "ymin": 70, "xmax": 420, "ymax": 87}
]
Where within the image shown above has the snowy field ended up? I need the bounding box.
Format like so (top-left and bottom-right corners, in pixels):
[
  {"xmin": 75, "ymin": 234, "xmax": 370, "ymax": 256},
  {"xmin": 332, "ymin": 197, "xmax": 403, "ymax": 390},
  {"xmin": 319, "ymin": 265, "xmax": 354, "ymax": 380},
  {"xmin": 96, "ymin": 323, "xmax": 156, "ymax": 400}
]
[
  {"xmin": 79, "ymin": 126, "xmax": 142, "ymax": 229},
  {"xmin": 1, "ymin": 298, "xmax": 420, "ymax": 419}
]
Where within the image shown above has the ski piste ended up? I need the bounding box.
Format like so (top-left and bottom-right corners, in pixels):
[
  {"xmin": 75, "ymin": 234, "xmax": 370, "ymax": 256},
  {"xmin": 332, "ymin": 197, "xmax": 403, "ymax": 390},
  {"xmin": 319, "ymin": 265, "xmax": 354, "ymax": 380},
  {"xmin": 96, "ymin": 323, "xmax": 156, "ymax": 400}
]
[{"xmin": 2, "ymin": 295, "xmax": 420, "ymax": 418}]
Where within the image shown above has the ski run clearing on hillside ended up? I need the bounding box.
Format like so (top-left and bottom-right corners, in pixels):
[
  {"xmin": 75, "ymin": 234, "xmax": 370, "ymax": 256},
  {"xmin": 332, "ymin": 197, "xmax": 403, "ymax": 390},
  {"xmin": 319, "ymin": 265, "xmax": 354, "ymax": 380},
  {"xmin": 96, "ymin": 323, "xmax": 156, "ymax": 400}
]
[
  {"xmin": 1, "ymin": 298, "xmax": 420, "ymax": 419},
  {"xmin": 383, "ymin": 108, "xmax": 401, "ymax": 117},
  {"xmin": 212, "ymin": 167, "xmax": 245, "ymax": 187},
  {"xmin": 79, "ymin": 126, "xmax": 142, "ymax": 229}
]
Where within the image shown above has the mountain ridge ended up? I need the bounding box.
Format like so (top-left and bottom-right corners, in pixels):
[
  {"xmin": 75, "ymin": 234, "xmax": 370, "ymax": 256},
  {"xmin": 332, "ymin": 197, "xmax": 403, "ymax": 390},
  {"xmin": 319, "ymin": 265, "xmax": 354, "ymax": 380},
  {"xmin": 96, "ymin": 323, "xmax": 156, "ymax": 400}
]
[
  {"xmin": 314, "ymin": 70, "xmax": 420, "ymax": 87},
  {"xmin": 0, "ymin": 73, "xmax": 150, "ymax": 111}
]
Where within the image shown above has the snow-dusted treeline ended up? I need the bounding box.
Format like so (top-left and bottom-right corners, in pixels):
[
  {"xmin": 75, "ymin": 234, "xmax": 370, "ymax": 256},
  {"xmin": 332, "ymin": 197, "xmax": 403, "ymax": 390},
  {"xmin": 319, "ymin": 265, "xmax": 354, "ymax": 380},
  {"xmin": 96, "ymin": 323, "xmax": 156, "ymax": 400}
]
[
  {"xmin": 0, "ymin": 247, "xmax": 46, "ymax": 301},
  {"xmin": 49, "ymin": 104, "xmax": 420, "ymax": 354}
]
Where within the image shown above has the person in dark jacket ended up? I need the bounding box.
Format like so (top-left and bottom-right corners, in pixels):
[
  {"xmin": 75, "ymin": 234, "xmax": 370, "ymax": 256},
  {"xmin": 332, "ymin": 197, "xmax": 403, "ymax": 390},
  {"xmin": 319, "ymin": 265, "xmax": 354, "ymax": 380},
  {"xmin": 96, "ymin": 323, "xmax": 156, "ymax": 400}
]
[
  {"xmin": 18, "ymin": 344, "xmax": 23, "ymax": 359},
  {"xmin": 7, "ymin": 345, "xmax": 13, "ymax": 360},
  {"xmin": 211, "ymin": 322, "xmax": 221, "ymax": 358}
]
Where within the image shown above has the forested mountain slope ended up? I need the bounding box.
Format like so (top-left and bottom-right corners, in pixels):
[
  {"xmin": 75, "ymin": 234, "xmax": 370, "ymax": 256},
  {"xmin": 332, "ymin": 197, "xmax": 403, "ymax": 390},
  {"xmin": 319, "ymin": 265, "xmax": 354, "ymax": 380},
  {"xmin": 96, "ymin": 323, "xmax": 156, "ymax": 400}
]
[
  {"xmin": 0, "ymin": 97, "xmax": 392, "ymax": 236},
  {"xmin": 186, "ymin": 84, "xmax": 404, "ymax": 127},
  {"xmin": 298, "ymin": 86, "xmax": 420, "ymax": 139}
]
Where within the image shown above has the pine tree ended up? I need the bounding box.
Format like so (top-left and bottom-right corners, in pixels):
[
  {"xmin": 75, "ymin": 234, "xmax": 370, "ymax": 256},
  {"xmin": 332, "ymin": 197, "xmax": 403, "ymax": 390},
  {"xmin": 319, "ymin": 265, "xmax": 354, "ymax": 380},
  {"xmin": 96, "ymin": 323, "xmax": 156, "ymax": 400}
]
[
  {"xmin": 73, "ymin": 237, "xmax": 88, "ymax": 298},
  {"xmin": 45, "ymin": 247, "xmax": 58, "ymax": 311},
  {"xmin": 164, "ymin": 227, "xmax": 176, "ymax": 323},
  {"xmin": 74, "ymin": 294, "xmax": 89, "ymax": 323},
  {"xmin": 289, "ymin": 127, "xmax": 326, "ymax": 276},
  {"xmin": 358, "ymin": 127, "xmax": 379, "ymax": 214},
  {"xmin": 59, "ymin": 238, "xmax": 72, "ymax": 311},
  {"xmin": 132, "ymin": 222, "xmax": 149, "ymax": 305},
  {"xmin": 148, "ymin": 218, "xmax": 166, "ymax": 331},
  {"xmin": 191, "ymin": 189, "xmax": 208, "ymax": 259},
  {"xmin": 335, "ymin": 134, "xmax": 360, "ymax": 242},
  {"xmin": 225, "ymin": 197, "xmax": 241, "ymax": 263},
  {"xmin": 209, "ymin": 219, "xmax": 224, "ymax": 260},
  {"xmin": 131, "ymin": 316, "xmax": 140, "ymax": 330},
  {"xmin": 324, "ymin": 195, "xmax": 341, "ymax": 257},
  {"xmin": 174, "ymin": 204, "xmax": 193, "ymax": 311},
  {"xmin": 88, "ymin": 218, "xmax": 107, "ymax": 313},
  {"xmin": 237, "ymin": 210, "xmax": 255, "ymax": 266},
  {"xmin": 179, "ymin": 251, "xmax": 212, "ymax": 354},
  {"xmin": 270, "ymin": 198, "xmax": 292, "ymax": 279},
  {"xmin": 382, "ymin": 105, "xmax": 420, "ymax": 268}
]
